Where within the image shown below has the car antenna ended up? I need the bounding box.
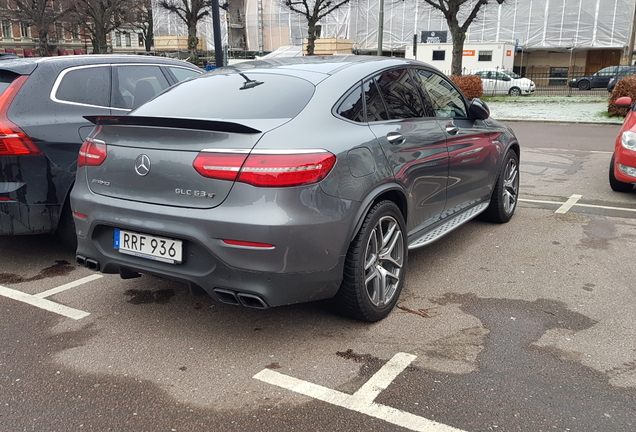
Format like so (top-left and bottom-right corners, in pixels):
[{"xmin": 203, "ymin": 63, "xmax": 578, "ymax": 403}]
[{"xmin": 239, "ymin": 73, "xmax": 264, "ymax": 90}]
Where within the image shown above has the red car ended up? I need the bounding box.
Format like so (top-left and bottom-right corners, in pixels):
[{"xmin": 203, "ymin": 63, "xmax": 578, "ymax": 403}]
[{"xmin": 610, "ymin": 97, "xmax": 636, "ymax": 192}]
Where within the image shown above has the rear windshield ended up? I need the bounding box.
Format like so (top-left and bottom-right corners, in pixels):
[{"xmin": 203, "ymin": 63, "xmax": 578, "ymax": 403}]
[
  {"xmin": 0, "ymin": 71, "xmax": 18, "ymax": 95},
  {"xmin": 132, "ymin": 72, "xmax": 315, "ymax": 120}
]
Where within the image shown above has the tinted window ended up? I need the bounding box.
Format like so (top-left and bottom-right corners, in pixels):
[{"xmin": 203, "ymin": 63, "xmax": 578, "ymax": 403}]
[
  {"xmin": 55, "ymin": 66, "xmax": 110, "ymax": 107},
  {"xmin": 133, "ymin": 73, "xmax": 314, "ymax": 119},
  {"xmin": 336, "ymin": 84, "xmax": 365, "ymax": 122},
  {"xmin": 0, "ymin": 71, "xmax": 17, "ymax": 95},
  {"xmin": 363, "ymin": 78, "xmax": 388, "ymax": 122},
  {"xmin": 113, "ymin": 65, "xmax": 171, "ymax": 109},
  {"xmin": 414, "ymin": 69, "xmax": 467, "ymax": 118},
  {"xmin": 373, "ymin": 68, "xmax": 425, "ymax": 119},
  {"xmin": 169, "ymin": 66, "xmax": 201, "ymax": 82}
]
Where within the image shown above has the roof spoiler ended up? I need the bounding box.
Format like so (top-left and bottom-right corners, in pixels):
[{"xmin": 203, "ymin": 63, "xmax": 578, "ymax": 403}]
[{"xmin": 83, "ymin": 115, "xmax": 262, "ymax": 134}]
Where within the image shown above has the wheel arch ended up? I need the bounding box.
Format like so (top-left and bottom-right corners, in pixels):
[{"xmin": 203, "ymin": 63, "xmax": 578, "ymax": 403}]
[{"xmin": 348, "ymin": 183, "xmax": 408, "ymax": 244}]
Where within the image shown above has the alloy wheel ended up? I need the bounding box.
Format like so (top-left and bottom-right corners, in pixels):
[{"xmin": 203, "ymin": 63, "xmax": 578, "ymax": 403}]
[
  {"xmin": 503, "ymin": 157, "xmax": 519, "ymax": 215},
  {"xmin": 363, "ymin": 215, "xmax": 404, "ymax": 307}
]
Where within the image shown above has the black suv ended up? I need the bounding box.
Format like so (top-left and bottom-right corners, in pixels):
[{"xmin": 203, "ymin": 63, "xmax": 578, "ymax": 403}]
[
  {"xmin": 607, "ymin": 66, "xmax": 636, "ymax": 92},
  {"xmin": 568, "ymin": 65, "xmax": 631, "ymax": 90},
  {"xmin": 0, "ymin": 55, "xmax": 202, "ymax": 247}
]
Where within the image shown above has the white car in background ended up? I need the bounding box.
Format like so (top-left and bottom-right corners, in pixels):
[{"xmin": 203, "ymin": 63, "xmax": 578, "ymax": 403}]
[{"xmin": 474, "ymin": 69, "xmax": 536, "ymax": 96}]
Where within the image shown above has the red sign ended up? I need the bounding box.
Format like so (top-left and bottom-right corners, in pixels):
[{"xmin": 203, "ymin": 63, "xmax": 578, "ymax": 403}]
[
  {"xmin": 463, "ymin": 50, "xmax": 475, "ymax": 56},
  {"xmin": 507, "ymin": 50, "xmax": 512, "ymax": 56}
]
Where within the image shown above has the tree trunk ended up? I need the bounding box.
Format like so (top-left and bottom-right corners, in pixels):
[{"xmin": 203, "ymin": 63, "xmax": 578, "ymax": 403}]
[
  {"xmin": 306, "ymin": 20, "xmax": 317, "ymax": 56},
  {"xmin": 188, "ymin": 22, "xmax": 199, "ymax": 65},
  {"xmin": 450, "ymin": 24, "xmax": 466, "ymax": 76},
  {"xmin": 91, "ymin": 26, "xmax": 109, "ymax": 54},
  {"xmin": 37, "ymin": 29, "xmax": 50, "ymax": 57}
]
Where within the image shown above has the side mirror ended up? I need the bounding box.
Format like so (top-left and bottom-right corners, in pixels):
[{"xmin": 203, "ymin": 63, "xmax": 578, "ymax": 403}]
[
  {"xmin": 615, "ymin": 96, "xmax": 633, "ymax": 109},
  {"xmin": 469, "ymin": 98, "xmax": 490, "ymax": 120}
]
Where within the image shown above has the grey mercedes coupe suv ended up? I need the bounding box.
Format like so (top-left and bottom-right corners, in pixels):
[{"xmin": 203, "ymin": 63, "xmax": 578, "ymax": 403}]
[{"xmin": 71, "ymin": 56, "xmax": 520, "ymax": 322}]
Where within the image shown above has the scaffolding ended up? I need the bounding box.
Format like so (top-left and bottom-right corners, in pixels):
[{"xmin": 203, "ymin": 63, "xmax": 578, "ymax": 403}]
[{"xmin": 152, "ymin": 0, "xmax": 636, "ymax": 54}]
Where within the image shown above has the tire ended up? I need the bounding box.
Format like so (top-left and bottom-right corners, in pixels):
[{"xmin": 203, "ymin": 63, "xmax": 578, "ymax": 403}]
[
  {"xmin": 578, "ymin": 80, "xmax": 591, "ymax": 90},
  {"xmin": 508, "ymin": 87, "xmax": 522, "ymax": 96},
  {"xmin": 332, "ymin": 200, "xmax": 407, "ymax": 322},
  {"xmin": 609, "ymin": 154, "xmax": 634, "ymax": 192},
  {"xmin": 481, "ymin": 150, "xmax": 520, "ymax": 223},
  {"xmin": 56, "ymin": 197, "xmax": 78, "ymax": 251}
]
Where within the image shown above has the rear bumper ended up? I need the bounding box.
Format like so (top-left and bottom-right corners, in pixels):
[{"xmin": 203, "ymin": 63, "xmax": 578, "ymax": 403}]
[
  {"xmin": 71, "ymin": 179, "xmax": 359, "ymax": 307},
  {"xmin": 0, "ymin": 201, "xmax": 61, "ymax": 235}
]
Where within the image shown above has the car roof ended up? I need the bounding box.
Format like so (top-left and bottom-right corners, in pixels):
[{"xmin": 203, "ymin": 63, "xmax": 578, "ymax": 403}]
[
  {"xmin": 0, "ymin": 54, "xmax": 199, "ymax": 75},
  {"xmin": 215, "ymin": 55, "xmax": 434, "ymax": 76}
]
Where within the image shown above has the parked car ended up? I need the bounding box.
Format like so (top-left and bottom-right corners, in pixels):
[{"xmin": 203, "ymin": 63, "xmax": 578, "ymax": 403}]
[
  {"xmin": 607, "ymin": 66, "xmax": 636, "ymax": 92},
  {"xmin": 473, "ymin": 69, "xmax": 536, "ymax": 96},
  {"xmin": 569, "ymin": 65, "xmax": 631, "ymax": 90},
  {"xmin": 0, "ymin": 55, "xmax": 203, "ymax": 248},
  {"xmin": 71, "ymin": 56, "xmax": 521, "ymax": 322},
  {"xmin": 609, "ymin": 96, "xmax": 636, "ymax": 192}
]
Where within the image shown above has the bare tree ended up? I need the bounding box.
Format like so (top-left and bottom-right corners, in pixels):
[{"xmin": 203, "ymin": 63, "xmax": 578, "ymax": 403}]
[
  {"xmin": 2, "ymin": 0, "xmax": 69, "ymax": 56},
  {"xmin": 130, "ymin": 0, "xmax": 153, "ymax": 52},
  {"xmin": 67, "ymin": 0, "xmax": 130, "ymax": 54},
  {"xmin": 421, "ymin": 0, "xmax": 506, "ymax": 75},
  {"xmin": 284, "ymin": 0, "xmax": 351, "ymax": 55},
  {"xmin": 158, "ymin": 0, "xmax": 210, "ymax": 64}
]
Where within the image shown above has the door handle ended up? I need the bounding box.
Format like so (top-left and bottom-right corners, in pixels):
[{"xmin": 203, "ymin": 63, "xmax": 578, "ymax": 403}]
[
  {"xmin": 445, "ymin": 124, "xmax": 459, "ymax": 135},
  {"xmin": 386, "ymin": 132, "xmax": 405, "ymax": 145}
]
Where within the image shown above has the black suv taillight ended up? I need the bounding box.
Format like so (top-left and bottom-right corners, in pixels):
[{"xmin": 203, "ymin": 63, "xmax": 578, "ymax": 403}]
[{"xmin": 0, "ymin": 75, "xmax": 41, "ymax": 156}]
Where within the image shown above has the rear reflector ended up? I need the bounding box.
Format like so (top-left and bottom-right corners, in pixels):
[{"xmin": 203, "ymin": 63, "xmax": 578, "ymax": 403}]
[
  {"xmin": 0, "ymin": 75, "xmax": 42, "ymax": 156},
  {"xmin": 73, "ymin": 212, "xmax": 88, "ymax": 219},
  {"xmin": 193, "ymin": 150, "xmax": 336, "ymax": 187},
  {"xmin": 223, "ymin": 239, "xmax": 275, "ymax": 248},
  {"xmin": 0, "ymin": 197, "xmax": 14, "ymax": 202},
  {"xmin": 78, "ymin": 126, "xmax": 107, "ymax": 167}
]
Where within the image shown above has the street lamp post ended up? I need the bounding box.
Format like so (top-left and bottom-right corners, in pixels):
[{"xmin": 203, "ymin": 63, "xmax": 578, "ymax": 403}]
[{"xmin": 377, "ymin": 0, "xmax": 384, "ymax": 56}]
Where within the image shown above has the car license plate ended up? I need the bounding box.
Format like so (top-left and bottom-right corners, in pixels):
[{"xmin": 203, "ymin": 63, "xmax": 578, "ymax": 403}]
[{"xmin": 114, "ymin": 229, "xmax": 182, "ymax": 264}]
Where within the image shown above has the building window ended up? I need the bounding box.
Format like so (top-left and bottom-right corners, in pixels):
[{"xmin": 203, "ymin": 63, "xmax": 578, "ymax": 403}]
[
  {"xmin": 478, "ymin": 51, "xmax": 493, "ymax": 61},
  {"xmin": 124, "ymin": 32, "xmax": 131, "ymax": 47},
  {"xmin": 115, "ymin": 32, "xmax": 121, "ymax": 47},
  {"xmin": 2, "ymin": 20, "xmax": 12, "ymax": 38},
  {"xmin": 20, "ymin": 22, "xmax": 29, "ymax": 38},
  {"xmin": 432, "ymin": 50, "xmax": 445, "ymax": 61}
]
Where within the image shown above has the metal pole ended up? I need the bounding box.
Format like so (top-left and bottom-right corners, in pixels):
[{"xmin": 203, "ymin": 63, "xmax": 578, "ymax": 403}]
[
  {"xmin": 211, "ymin": 0, "xmax": 224, "ymax": 67},
  {"xmin": 377, "ymin": 0, "xmax": 384, "ymax": 56}
]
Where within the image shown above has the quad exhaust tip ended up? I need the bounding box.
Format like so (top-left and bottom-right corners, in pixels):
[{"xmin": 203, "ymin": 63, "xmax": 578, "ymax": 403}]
[
  {"xmin": 214, "ymin": 288, "xmax": 268, "ymax": 309},
  {"xmin": 76, "ymin": 255, "xmax": 100, "ymax": 271}
]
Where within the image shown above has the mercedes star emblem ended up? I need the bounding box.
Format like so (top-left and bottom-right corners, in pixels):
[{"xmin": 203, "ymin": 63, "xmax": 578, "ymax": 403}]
[{"xmin": 135, "ymin": 154, "xmax": 151, "ymax": 176}]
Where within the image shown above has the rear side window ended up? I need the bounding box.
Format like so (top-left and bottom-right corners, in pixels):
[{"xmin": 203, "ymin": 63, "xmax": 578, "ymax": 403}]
[
  {"xmin": 113, "ymin": 65, "xmax": 171, "ymax": 110},
  {"xmin": 0, "ymin": 71, "xmax": 18, "ymax": 95},
  {"xmin": 55, "ymin": 66, "xmax": 110, "ymax": 107},
  {"xmin": 133, "ymin": 72, "xmax": 314, "ymax": 119},
  {"xmin": 168, "ymin": 66, "xmax": 201, "ymax": 82},
  {"xmin": 336, "ymin": 84, "xmax": 365, "ymax": 122}
]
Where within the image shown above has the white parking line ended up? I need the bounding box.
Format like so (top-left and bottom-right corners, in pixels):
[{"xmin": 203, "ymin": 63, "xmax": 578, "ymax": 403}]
[
  {"xmin": 35, "ymin": 274, "xmax": 103, "ymax": 298},
  {"xmin": 520, "ymin": 197, "xmax": 636, "ymax": 213},
  {"xmin": 254, "ymin": 353, "xmax": 466, "ymax": 432},
  {"xmin": 555, "ymin": 194, "xmax": 583, "ymax": 214},
  {"xmin": 0, "ymin": 285, "xmax": 90, "ymax": 320}
]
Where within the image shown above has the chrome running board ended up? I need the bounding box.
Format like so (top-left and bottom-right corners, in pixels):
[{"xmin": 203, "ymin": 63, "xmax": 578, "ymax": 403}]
[{"xmin": 408, "ymin": 202, "xmax": 489, "ymax": 250}]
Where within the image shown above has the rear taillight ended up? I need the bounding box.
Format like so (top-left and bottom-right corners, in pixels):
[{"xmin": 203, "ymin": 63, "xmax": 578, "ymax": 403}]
[
  {"xmin": 78, "ymin": 126, "xmax": 107, "ymax": 167},
  {"xmin": 0, "ymin": 75, "xmax": 41, "ymax": 156},
  {"xmin": 193, "ymin": 150, "xmax": 336, "ymax": 187}
]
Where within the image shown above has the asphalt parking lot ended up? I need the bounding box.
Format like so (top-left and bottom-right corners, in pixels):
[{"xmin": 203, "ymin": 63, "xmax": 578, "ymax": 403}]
[{"xmin": 1, "ymin": 121, "xmax": 635, "ymax": 432}]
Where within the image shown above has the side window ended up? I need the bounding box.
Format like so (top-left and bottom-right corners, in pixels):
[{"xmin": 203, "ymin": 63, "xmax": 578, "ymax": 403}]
[
  {"xmin": 413, "ymin": 69, "xmax": 467, "ymax": 118},
  {"xmin": 363, "ymin": 78, "xmax": 389, "ymax": 122},
  {"xmin": 168, "ymin": 66, "xmax": 202, "ymax": 82},
  {"xmin": 336, "ymin": 83, "xmax": 365, "ymax": 122},
  {"xmin": 372, "ymin": 68, "xmax": 425, "ymax": 119},
  {"xmin": 113, "ymin": 65, "xmax": 171, "ymax": 110},
  {"xmin": 55, "ymin": 66, "xmax": 110, "ymax": 107}
]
